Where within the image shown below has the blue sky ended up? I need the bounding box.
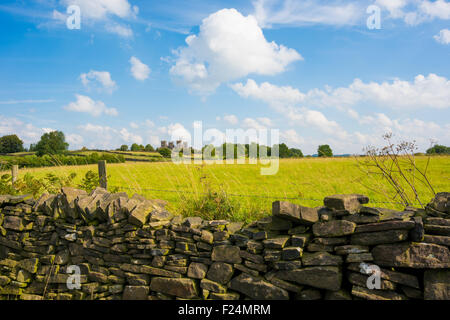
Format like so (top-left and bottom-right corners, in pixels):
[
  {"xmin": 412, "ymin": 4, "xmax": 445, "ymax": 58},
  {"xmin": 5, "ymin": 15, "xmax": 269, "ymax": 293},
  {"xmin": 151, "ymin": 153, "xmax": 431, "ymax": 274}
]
[{"xmin": 0, "ymin": 0, "xmax": 449, "ymax": 154}]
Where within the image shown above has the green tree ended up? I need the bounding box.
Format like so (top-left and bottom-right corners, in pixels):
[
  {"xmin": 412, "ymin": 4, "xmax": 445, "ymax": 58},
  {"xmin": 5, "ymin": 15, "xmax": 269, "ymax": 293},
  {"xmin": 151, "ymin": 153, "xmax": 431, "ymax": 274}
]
[
  {"xmin": 35, "ymin": 131, "xmax": 69, "ymax": 156},
  {"xmin": 202, "ymin": 144, "xmax": 216, "ymax": 159},
  {"xmin": 273, "ymin": 143, "xmax": 290, "ymax": 158},
  {"xmin": 426, "ymin": 144, "xmax": 450, "ymax": 155},
  {"xmin": 158, "ymin": 147, "xmax": 172, "ymax": 158},
  {"xmin": 318, "ymin": 144, "xmax": 333, "ymax": 157},
  {"xmin": 130, "ymin": 143, "xmax": 139, "ymax": 151},
  {"xmin": 144, "ymin": 144, "xmax": 155, "ymax": 152},
  {"xmin": 120, "ymin": 144, "xmax": 128, "ymax": 151},
  {"xmin": 0, "ymin": 134, "xmax": 24, "ymax": 154},
  {"xmin": 247, "ymin": 142, "xmax": 260, "ymax": 158},
  {"xmin": 289, "ymin": 148, "xmax": 304, "ymax": 158}
]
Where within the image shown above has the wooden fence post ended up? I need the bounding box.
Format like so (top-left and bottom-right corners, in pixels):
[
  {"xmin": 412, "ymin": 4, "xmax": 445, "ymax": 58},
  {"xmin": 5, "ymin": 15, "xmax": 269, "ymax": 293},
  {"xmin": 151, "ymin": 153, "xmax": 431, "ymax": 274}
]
[
  {"xmin": 11, "ymin": 165, "xmax": 18, "ymax": 187},
  {"xmin": 98, "ymin": 160, "xmax": 107, "ymax": 189}
]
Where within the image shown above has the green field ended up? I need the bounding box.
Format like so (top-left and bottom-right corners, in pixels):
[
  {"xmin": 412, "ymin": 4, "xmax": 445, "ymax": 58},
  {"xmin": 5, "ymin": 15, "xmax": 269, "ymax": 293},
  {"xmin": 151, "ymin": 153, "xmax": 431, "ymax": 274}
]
[{"xmin": 6, "ymin": 156, "xmax": 450, "ymax": 222}]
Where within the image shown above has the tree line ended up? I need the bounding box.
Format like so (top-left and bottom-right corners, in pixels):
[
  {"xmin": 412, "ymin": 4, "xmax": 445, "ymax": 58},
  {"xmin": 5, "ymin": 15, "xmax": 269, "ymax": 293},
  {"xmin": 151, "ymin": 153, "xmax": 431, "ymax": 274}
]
[
  {"xmin": 2, "ymin": 132, "xmax": 449, "ymax": 158},
  {"xmin": 156, "ymin": 143, "xmax": 333, "ymax": 159}
]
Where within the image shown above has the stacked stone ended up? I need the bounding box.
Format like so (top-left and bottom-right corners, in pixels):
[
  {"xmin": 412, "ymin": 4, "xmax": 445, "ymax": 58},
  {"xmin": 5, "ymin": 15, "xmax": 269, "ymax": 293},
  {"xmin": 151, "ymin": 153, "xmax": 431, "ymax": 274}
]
[
  {"xmin": 0, "ymin": 189, "xmax": 449, "ymax": 300},
  {"xmin": 320, "ymin": 193, "xmax": 449, "ymax": 300}
]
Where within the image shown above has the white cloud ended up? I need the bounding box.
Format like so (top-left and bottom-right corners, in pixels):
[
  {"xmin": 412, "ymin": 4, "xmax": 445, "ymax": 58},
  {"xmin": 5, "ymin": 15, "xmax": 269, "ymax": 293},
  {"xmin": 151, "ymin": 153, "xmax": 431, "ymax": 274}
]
[
  {"xmin": 0, "ymin": 116, "xmax": 88, "ymax": 150},
  {"xmin": 66, "ymin": 134, "xmax": 84, "ymax": 147},
  {"xmin": 170, "ymin": 8, "xmax": 302, "ymax": 95},
  {"xmin": 64, "ymin": 94, "xmax": 118, "ymax": 117},
  {"xmin": 376, "ymin": 0, "xmax": 450, "ymax": 25},
  {"xmin": 253, "ymin": 0, "xmax": 450, "ymax": 28},
  {"xmin": 223, "ymin": 115, "xmax": 239, "ymax": 125},
  {"xmin": 230, "ymin": 79, "xmax": 305, "ymax": 110},
  {"xmin": 241, "ymin": 117, "xmax": 273, "ymax": 130},
  {"xmin": 145, "ymin": 119, "xmax": 155, "ymax": 127},
  {"xmin": 80, "ymin": 70, "xmax": 117, "ymax": 93},
  {"xmin": 48, "ymin": 0, "xmax": 139, "ymax": 41},
  {"xmin": 79, "ymin": 123, "xmax": 114, "ymax": 134},
  {"xmin": 230, "ymin": 79, "xmax": 351, "ymax": 139},
  {"xmin": 105, "ymin": 23, "xmax": 133, "ymax": 38},
  {"xmin": 77, "ymin": 124, "xmax": 118, "ymax": 149},
  {"xmin": 130, "ymin": 56, "xmax": 150, "ymax": 81},
  {"xmin": 167, "ymin": 123, "xmax": 191, "ymax": 142},
  {"xmin": 42, "ymin": 128, "xmax": 55, "ymax": 133},
  {"xmin": 242, "ymin": 118, "xmax": 268, "ymax": 130},
  {"xmin": 146, "ymin": 135, "xmax": 160, "ymax": 146},
  {"xmin": 51, "ymin": 1, "xmax": 137, "ymax": 38},
  {"xmin": 257, "ymin": 117, "xmax": 273, "ymax": 127},
  {"xmin": 52, "ymin": 9, "xmax": 66, "ymax": 22},
  {"xmin": 375, "ymin": 0, "xmax": 409, "ymax": 19},
  {"xmin": 0, "ymin": 116, "xmax": 48, "ymax": 144},
  {"xmin": 129, "ymin": 122, "xmax": 139, "ymax": 129},
  {"xmin": 434, "ymin": 28, "xmax": 450, "ymax": 44},
  {"xmin": 60, "ymin": 0, "xmax": 136, "ymax": 20},
  {"xmin": 157, "ymin": 126, "xmax": 168, "ymax": 135},
  {"xmin": 280, "ymin": 129, "xmax": 305, "ymax": 147},
  {"xmin": 231, "ymin": 76, "xmax": 450, "ymax": 145},
  {"xmin": 119, "ymin": 128, "xmax": 143, "ymax": 144},
  {"xmin": 77, "ymin": 124, "xmax": 145, "ymax": 149},
  {"xmin": 232, "ymin": 74, "xmax": 450, "ymax": 111},
  {"xmin": 420, "ymin": 0, "xmax": 450, "ymax": 20},
  {"xmin": 0, "ymin": 99, "xmax": 55, "ymax": 105},
  {"xmin": 253, "ymin": 0, "xmax": 364, "ymax": 28},
  {"xmin": 353, "ymin": 113, "xmax": 450, "ymax": 150},
  {"xmin": 316, "ymin": 74, "xmax": 450, "ymax": 110}
]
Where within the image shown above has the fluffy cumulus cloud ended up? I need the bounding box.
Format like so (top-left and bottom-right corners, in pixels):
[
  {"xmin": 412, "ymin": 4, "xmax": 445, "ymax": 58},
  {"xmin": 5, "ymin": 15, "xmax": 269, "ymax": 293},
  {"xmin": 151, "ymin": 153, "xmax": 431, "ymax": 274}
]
[
  {"xmin": 280, "ymin": 129, "xmax": 305, "ymax": 146},
  {"xmin": 434, "ymin": 28, "xmax": 450, "ymax": 44},
  {"xmin": 64, "ymin": 94, "xmax": 118, "ymax": 117},
  {"xmin": 353, "ymin": 114, "xmax": 450, "ymax": 150},
  {"xmin": 130, "ymin": 56, "xmax": 150, "ymax": 81},
  {"xmin": 311, "ymin": 74, "xmax": 450, "ymax": 110},
  {"xmin": 232, "ymin": 74, "xmax": 450, "ymax": 111},
  {"xmin": 231, "ymin": 77, "xmax": 450, "ymax": 153},
  {"xmin": 231, "ymin": 79, "xmax": 305, "ymax": 109},
  {"xmin": 170, "ymin": 8, "xmax": 302, "ymax": 95},
  {"xmin": 167, "ymin": 123, "xmax": 191, "ymax": 142},
  {"xmin": 80, "ymin": 70, "xmax": 117, "ymax": 93},
  {"xmin": 230, "ymin": 79, "xmax": 349, "ymax": 139}
]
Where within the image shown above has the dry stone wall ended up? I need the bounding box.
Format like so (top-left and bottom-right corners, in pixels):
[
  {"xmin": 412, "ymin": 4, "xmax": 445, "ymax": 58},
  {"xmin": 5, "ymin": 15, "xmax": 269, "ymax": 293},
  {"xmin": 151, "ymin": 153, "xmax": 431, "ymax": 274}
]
[{"xmin": 0, "ymin": 188, "xmax": 449, "ymax": 300}]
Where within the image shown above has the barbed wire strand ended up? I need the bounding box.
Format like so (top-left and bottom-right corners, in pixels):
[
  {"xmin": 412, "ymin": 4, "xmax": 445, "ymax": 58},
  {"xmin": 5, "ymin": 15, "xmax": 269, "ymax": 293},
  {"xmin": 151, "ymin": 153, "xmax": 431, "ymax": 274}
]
[{"xmin": 109, "ymin": 185, "xmax": 422, "ymax": 206}]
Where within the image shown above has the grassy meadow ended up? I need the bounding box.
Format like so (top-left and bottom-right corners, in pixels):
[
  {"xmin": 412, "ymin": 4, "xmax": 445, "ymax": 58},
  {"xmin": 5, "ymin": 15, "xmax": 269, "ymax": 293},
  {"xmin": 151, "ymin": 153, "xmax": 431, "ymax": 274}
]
[{"xmin": 5, "ymin": 156, "xmax": 450, "ymax": 222}]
